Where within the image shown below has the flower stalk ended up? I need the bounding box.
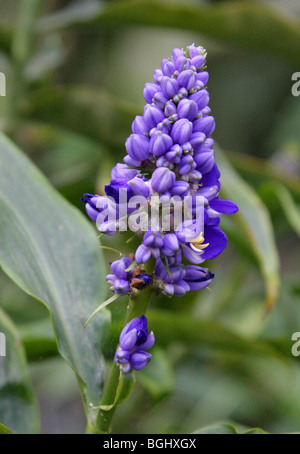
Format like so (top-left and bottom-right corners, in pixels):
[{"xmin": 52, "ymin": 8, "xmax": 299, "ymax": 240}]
[{"xmin": 96, "ymin": 287, "xmax": 154, "ymax": 433}]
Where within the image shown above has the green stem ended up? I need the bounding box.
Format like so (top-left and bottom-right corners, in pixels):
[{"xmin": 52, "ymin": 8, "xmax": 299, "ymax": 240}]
[
  {"xmin": 96, "ymin": 287, "xmax": 153, "ymax": 433},
  {"xmin": 4, "ymin": 0, "xmax": 42, "ymax": 130}
]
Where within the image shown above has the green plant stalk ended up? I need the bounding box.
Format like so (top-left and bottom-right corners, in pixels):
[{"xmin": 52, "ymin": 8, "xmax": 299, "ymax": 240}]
[
  {"xmin": 5, "ymin": 0, "xmax": 42, "ymax": 129},
  {"xmin": 95, "ymin": 287, "xmax": 153, "ymax": 433}
]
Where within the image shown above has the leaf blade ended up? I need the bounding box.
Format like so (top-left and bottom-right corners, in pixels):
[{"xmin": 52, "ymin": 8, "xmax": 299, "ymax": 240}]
[
  {"xmin": 0, "ymin": 309, "xmax": 39, "ymax": 434},
  {"xmin": 0, "ymin": 133, "xmax": 110, "ymax": 424}
]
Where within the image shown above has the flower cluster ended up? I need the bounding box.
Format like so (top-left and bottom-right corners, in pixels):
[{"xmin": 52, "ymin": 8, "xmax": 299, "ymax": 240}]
[
  {"xmin": 82, "ymin": 44, "xmax": 238, "ymax": 301},
  {"xmin": 115, "ymin": 316, "xmax": 155, "ymax": 373},
  {"xmin": 106, "ymin": 256, "xmax": 152, "ymax": 295}
]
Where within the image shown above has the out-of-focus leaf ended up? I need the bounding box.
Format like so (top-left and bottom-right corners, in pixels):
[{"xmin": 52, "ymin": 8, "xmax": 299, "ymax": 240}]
[
  {"xmin": 267, "ymin": 183, "xmax": 300, "ymax": 238},
  {"xmin": 37, "ymin": 0, "xmax": 103, "ymax": 31},
  {"xmin": 100, "ymin": 371, "xmax": 136, "ymax": 411},
  {"xmin": 0, "ymin": 134, "xmax": 110, "ymax": 426},
  {"xmin": 138, "ymin": 348, "xmax": 174, "ymax": 403},
  {"xmin": 19, "ymin": 318, "xmax": 58, "ymax": 361},
  {"xmin": 226, "ymin": 151, "xmax": 300, "ymax": 199},
  {"xmin": 27, "ymin": 86, "xmax": 136, "ymax": 148},
  {"xmin": 216, "ymin": 145, "xmax": 280, "ymax": 309},
  {"xmin": 0, "ymin": 308, "xmax": 39, "ymax": 434},
  {"xmin": 0, "ymin": 423, "xmax": 13, "ymax": 434},
  {"xmin": 16, "ymin": 121, "xmax": 103, "ymax": 188},
  {"xmin": 38, "ymin": 0, "xmax": 300, "ymax": 66},
  {"xmin": 194, "ymin": 422, "xmax": 267, "ymax": 434},
  {"xmin": 148, "ymin": 309, "xmax": 286, "ymax": 360}
]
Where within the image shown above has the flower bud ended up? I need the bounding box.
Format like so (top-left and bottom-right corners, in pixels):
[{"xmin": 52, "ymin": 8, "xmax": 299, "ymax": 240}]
[
  {"xmin": 150, "ymin": 132, "xmax": 173, "ymax": 157},
  {"xmin": 111, "ymin": 256, "xmax": 133, "ymax": 280},
  {"xmin": 177, "ymin": 99, "xmax": 199, "ymax": 121},
  {"xmin": 196, "ymin": 71, "xmax": 209, "ymax": 86},
  {"xmin": 135, "ymin": 244, "xmax": 152, "ymax": 264},
  {"xmin": 161, "ymin": 58, "xmax": 176, "ymax": 76},
  {"xmin": 151, "ymin": 168, "xmax": 176, "ymax": 193},
  {"xmin": 143, "ymin": 104, "xmax": 165, "ymax": 129},
  {"xmin": 166, "ymin": 144, "xmax": 182, "ymax": 164},
  {"xmin": 126, "ymin": 134, "xmax": 150, "ymax": 161},
  {"xmin": 169, "ymin": 180, "xmax": 189, "ymax": 197},
  {"xmin": 190, "ymin": 89, "xmax": 209, "ymax": 111},
  {"xmin": 178, "ymin": 155, "xmax": 196, "ymax": 175},
  {"xmin": 177, "ymin": 69, "xmax": 197, "ymax": 90},
  {"xmin": 171, "ymin": 118, "xmax": 193, "ymax": 144},
  {"xmin": 131, "ymin": 115, "xmax": 149, "ymax": 134},
  {"xmin": 143, "ymin": 82, "xmax": 160, "ymax": 104},
  {"xmin": 128, "ymin": 177, "xmax": 150, "ymax": 198},
  {"xmin": 161, "ymin": 77, "xmax": 179, "ymax": 99},
  {"xmin": 193, "ymin": 116, "xmax": 215, "ymax": 137},
  {"xmin": 114, "ymin": 279, "xmax": 130, "ymax": 295}
]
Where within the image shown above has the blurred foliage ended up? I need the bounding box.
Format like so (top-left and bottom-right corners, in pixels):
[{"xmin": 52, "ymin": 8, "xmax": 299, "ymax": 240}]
[{"xmin": 0, "ymin": 0, "xmax": 299, "ymax": 434}]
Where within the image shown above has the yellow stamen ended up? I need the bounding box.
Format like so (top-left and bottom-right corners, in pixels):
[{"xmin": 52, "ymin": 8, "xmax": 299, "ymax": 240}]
[{"xmin": 190, "ymin": 232, "xmax": 209, "ymax": 252}]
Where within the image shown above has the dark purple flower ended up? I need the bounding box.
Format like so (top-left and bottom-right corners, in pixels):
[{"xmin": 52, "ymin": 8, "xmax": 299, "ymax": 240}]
[
  {"xmin": 115, "ymin": 315, "xmax": 155, "ymax": 373},
  {"xmin": 184, "ymin": 265, "xmax": 214, "ymax": 291}
]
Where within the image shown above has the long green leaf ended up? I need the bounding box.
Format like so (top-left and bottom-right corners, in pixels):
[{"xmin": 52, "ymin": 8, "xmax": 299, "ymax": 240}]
[
  {"xmin": 194, "ymin": 422, "xmax": 267, "ymax": 434},
  {"xmin": 216, "ymin": 145, "xmax": 280, "ymax": 309},
  {"xmin": 38, "ymin": 0, "xmax": 300, "ymax": 66},
  {"xmin": 0, "ymin": 134, "xmax": 110, "ymax": 425},
  {"xmin": 0, "ymin": 308, "xmax": 39, "ymax": 434},
  {"xmin": 148, "ymin": 309, "xmax": 285, "ymax": 360}
]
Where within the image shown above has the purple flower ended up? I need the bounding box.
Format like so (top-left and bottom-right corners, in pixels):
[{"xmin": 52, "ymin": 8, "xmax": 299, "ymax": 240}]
[
  {"xmin": 193, "ymin": 116, "xmax": 215, "ymax": 137},
  {"xmin": 115, "ymin": 315, "xmax": 155, "ymax": 373},
  {"xmin": 128, "ymin": 177, "xmax": 150, "ymax": 198},
  {"xmin": 143, "ymin": 82, "xmax": 160, "ymax": 104},
  {"xmin": 171, "ymin": 119, "xmax": 193, "ymax": 144},
  {"xmin": 184, "ymin": 265, "xmax": 214, "ymax": 291},
  {"xmin": 151, "ymin": 168, "xmax": 176, "ymax": 193},
  {"xmin": 126, "ymin": 134, "xmax": 150, "ymax": 161},
  {"xmin": 111, "ymin": 256, "xmax": 132, "ymax": 280},
  {"xmin": 150, "ymin": 132, "xmax": 173, "ymax": 157},
  {"xmin": 177, "ymin": 99, "xmax": 198, "ymax": 121},
  {"xmin": 82, "ymin": 44, "xmax": 239, "ymax": 301},
  {"xmin": 114, "ymin": 279, "xmax": 130, "ymax": 295},
  {"xmin": 143, "ymin": 104, "xmax": 165, "ymax": 129},
  {"xmin": 161, "ymin": 77, "xmax": 179, "ymax": 98}
]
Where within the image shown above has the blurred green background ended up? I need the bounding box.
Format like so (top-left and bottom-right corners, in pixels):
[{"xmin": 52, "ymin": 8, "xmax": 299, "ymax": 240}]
[{"xmin": 0, "ymin": 0, "xmax": 300, "ymax": 434}]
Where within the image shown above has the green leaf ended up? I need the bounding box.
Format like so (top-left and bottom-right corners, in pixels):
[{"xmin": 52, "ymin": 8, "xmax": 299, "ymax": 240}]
[
  {"xmin": 138, "ymin": 348, "xmax": 174, "ymax": 403},
  {"xmin": 148, "ymin": 309, "xmax": 285, "ymax": 360},
  {"xmin": 0, "ymin": 133, "xmax": 110, "ymax": 425},
  {"xmin": 99, "ymin": 371, "xmax": 136, "ymax": 411},
  {"xmin": 37, "ymin": 0, "xmax": 103, "ymax": 31},
  {"xmin": 216, "ymin": 145, "xmax": 280, "ymax": 309},
  {"xmin": 271, "ymin": 183, "xmax": 300, "ymax": 238},
  {"xmin": 194, "ymin": 423, "xmax": 267, "ymax": 434},
  {"xmin": 0, "ymin": 423, "xmax": 13, "ymax": 435},
  {"xmin": 226, "ymin": 151, "xmax": 300, "ymax": 199},
  {"xmin": 0, "ymin": 308, "xmax": 39, "ymax": 434},
  {"xmin": 19, "ymin": 318, "xmax": 58, "ymax": 362},
  {"xmin": 38, "ymin": 0, "xmax": 300, "ymax": 66},
  {"xmin": 27, "ymin": 86, "xmax": 136, "ymax": 148}
]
